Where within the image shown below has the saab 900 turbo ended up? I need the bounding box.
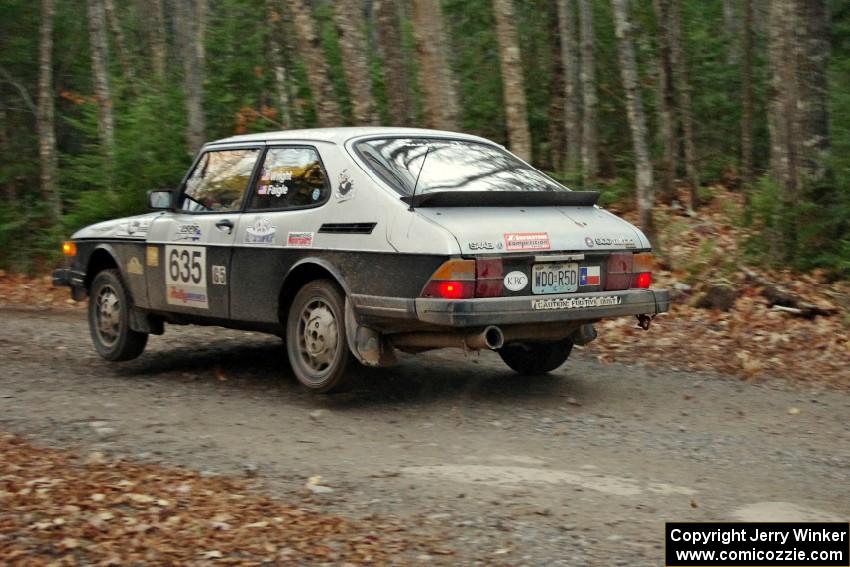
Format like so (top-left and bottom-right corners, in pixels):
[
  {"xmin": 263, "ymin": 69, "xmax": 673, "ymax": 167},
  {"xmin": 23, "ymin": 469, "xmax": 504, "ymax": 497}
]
[{"xmin": 54, "ymin": 127, "xmax": 669, "ymax": 392}]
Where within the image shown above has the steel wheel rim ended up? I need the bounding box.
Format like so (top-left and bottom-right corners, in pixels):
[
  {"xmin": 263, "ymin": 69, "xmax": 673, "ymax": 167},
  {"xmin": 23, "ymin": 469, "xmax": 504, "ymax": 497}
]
[
  {"xmin": 296, "ymin": 298, "xmax": 339, "ymax": 381},
  {"xmin": 95, "ymin": 284, "xmax": 121, "ymax": 347}
]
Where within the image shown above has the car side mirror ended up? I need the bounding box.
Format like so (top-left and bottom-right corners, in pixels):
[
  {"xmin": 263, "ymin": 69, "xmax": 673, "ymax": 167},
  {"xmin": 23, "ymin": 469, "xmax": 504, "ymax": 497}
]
[{"xmin": 147, "ymin": 190, "xmax": 173, "ymax": 210}]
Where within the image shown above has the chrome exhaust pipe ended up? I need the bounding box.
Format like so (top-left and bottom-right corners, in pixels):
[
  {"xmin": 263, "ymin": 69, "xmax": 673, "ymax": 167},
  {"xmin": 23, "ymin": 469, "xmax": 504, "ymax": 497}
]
[
  {"xmin": 390, "ymin": 326, "xmax": 505, "ymax": 351},
  {"xmin": 482, "ymin": 325, "xmax": 504, "ymax": 350}
]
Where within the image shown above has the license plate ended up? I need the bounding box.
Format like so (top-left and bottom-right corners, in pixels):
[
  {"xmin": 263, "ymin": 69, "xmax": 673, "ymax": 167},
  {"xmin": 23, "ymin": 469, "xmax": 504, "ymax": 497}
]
[{"xmin": 532, "ymin": 262, "xmax": 579, "ymax": 294}]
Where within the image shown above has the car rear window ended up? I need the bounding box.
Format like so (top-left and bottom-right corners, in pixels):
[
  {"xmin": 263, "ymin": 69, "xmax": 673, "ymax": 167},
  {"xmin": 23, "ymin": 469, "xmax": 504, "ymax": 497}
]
[{"xmin": 354, "ymin": 137, "xmax": 569, "ymax": 196}]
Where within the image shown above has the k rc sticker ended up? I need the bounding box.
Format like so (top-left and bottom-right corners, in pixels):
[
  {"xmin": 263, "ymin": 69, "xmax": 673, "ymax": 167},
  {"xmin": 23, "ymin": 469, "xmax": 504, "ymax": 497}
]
[{"xmin": 503, "ymin": 271, "xmax": 528, "ymax": 292}]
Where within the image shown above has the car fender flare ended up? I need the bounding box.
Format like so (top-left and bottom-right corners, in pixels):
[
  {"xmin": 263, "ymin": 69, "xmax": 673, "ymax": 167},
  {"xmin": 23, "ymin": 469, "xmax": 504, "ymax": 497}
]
[{"xmin": 283, "ymin": 257, "xmax": 352, "ymax": 297}]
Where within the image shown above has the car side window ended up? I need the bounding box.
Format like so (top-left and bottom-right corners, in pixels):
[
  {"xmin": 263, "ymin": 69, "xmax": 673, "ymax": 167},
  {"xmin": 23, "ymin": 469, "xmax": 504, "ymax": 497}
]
[
  {"xmin": 181, "ymin": 148, "xmax": 260, "ymax": 212},
  {"xmin": 248, "ymin": 147, "xmax": 330, "ymax": 211}
]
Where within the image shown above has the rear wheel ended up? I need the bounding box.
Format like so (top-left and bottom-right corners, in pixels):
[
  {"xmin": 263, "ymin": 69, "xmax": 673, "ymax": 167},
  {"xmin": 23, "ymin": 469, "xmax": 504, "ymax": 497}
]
[
  {"xmin": 498, "ymin": 339, "xmax": 573, "ymax": 375},
  {"xmin": 88, "ymin": 269, "xmax": 148, "ymax": 361},
  {"xmin": 285, "ymin": 279, "xmax": 352, "ymax": 393}
]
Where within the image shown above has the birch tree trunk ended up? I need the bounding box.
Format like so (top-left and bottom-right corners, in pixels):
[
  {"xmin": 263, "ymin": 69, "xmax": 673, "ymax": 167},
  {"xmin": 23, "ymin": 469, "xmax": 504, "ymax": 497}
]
[
  {"xmin": 410, "ymin": 0, "xmax": 459, "ymax": 130},
  {"xmin": 87, "ymin": 0, "xmax": 116, "ymax": 164},
  {"xmin": 577, "ymin": 0, "xmax": 597, "ymax": 186},
  {"xmin": 266, "ymin": 0, "xmax": 291, "ymax": 129},
  {"xmin": 38, "ymin": 0, "xmax": 61, "ymax": 220},
  {"xmin": 103, "ymin": 0, "xmax": 134, "ymax": 87},
  {"xmin": 176, "ymin": 0, "xmax": 206, "ymax": 153},
  {"xmin": 289, "ymin": 0, "xmax": 342, "ymax": 127},
  {"xmin": 374, "ymin": 0, "xmax": 413, "ymax": 125},
  {"xmin": 740, "ymin": 0, "xmax": 754, "ymax": 195},
  {"xmin": 147, "ymin": 0, "xmax": 167, "ymax": 82},
  {"xmin": 333, "ymin": 0, "xmax": 378, "ymax": 125},
  {"xmin": 612, "ymin": 0, "xmax": 654, "ymax": 238},
  {"xmin": 557, "ymin": 0, "xmax": 581, "ymax": 174},
  {"xmin": 652, "ymin": 0, "xmax": 677, "ymax": 204},
  {"xmin": 492, "ymin": 0, "xmax": 531, "ymax": 161},
  {"xmin": 668, "ymin": 0, "xmax": 699, "ymax": 209},
  {"xmin": 767, "ymin": 0, "xmax": 798, "ymax": 197}
]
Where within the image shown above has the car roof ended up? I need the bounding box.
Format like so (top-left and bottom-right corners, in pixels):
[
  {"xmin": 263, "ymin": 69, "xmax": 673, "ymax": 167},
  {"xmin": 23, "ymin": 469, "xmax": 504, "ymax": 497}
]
[{"xmin": 206, "ymin": 126, "xmax": 496, "ymax": 147}]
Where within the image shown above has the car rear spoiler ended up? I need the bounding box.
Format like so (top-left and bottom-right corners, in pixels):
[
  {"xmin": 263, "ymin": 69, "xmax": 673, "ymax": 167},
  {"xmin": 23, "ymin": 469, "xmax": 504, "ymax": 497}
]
[{"xmin": 400, "ymin": 190, "xmax": 600, "ymax": 208}]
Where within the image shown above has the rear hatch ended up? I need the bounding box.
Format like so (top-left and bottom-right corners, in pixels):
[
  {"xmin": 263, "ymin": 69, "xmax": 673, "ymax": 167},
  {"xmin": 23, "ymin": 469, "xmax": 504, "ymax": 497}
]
[{"xmin": 415, "ymin": 205, "xmax": 650, "ymax": 298}]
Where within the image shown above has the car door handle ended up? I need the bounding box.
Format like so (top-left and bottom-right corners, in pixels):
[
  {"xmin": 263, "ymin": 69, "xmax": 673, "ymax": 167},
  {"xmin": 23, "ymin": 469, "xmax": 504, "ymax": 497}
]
[{"xmin": 215, "ymin": 219, "xmax": 234, "ymax": 233}]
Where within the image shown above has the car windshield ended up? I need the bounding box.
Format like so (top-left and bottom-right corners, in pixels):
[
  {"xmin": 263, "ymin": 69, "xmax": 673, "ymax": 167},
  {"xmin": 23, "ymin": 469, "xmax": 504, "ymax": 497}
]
[{"xmin": 354, "ymin": 137, "xmax": 569, "ymax": 196}]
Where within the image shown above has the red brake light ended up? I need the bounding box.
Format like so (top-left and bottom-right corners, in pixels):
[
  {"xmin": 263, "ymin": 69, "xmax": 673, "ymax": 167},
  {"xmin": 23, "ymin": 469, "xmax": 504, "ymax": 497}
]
[
  {"xmin": 438, "ymin": 281, "xmax": 465, "ymax": 299},
  {"xmin": 632, "ymin": 272, "xmax": 652, "ymax": 288},
  {"xmin": 475, "ymin": 258, "xmax": 504, "ymax": 297}
]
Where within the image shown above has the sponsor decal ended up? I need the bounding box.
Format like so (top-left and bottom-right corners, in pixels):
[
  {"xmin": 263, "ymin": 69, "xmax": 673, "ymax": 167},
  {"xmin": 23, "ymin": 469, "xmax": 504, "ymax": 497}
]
[
  {"xmin": 165, "ymin": 245, "xmax": 208, "ymax": 309},
  {"xmin": 174, "ymin": 223, "xmax": 202, "ymax": 242},
  {"xmin": 127, "ymin": 218, "xmax": 151, "ymax": 236},
  {"xmin": 584, "ymin": 237, "xmax": 594, "ymax": 248},
  {"xmin": 579, "ymin": 266, "xmax": 600, "ymax": 286},
  {"xmin": 146, "ymin": 246, "xmax": 159, "ymax": 267},
  {"xmin": 127, "ymin": 257, "xmax": 144, "ymax": 276},
  {"xmin": 532, "ymin": 295, "xmax": 622, "ymax": 310},
  {"xmin": 211, "ymin": 265, "xmax": 227, "ymax": 285},
  {"xmin": 593, "ymin": 236, "xmax": 636, "ymax": 248},
  {"xmin": 335, "ymin": 169, "xmax": 355, "ymax": 201},
  {"xmin": 504, "ymin": 232, "xmax": 550, "ymax": 251},
  {"xmin": 468, "ymin": 240, "xmax": 498, "ymax": 251},
  {"xmin": 287, "ymin": 231, "xmax": 314, "ymax": 248},
  {"xmin": 503, "ymin": 270, "xmax": 528, "ymax": 292},
  {"xmin": 245, "ymin": 218, "xmax": 276, "ymax": 244}
]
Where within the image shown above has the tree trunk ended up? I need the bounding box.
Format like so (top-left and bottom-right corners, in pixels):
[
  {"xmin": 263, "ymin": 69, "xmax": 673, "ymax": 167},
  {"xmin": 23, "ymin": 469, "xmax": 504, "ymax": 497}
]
[
  {"xmin": 0, "ymin": 105, "xmax": 14, "ymax": 202},
  {"xmin": 652, "ymin": 0, "xmax": 677, "ymax": 205},
  {"xmin": 612, "ymin": 0, "xmax": 654, "ymax": 239},
  {"xmin": 577, "ymin": 0, "xmax": 597, "ymax": 186},
  {"xmin": 410, "ymin": 0, "xmax": 459, "ymax": 130},
  {"xmin": 374, "ymin": 0, "xmax": 413, "ymax": 125},
  {"xmin": 557, "ymin": 0, "xmax": 581, "ymax": 174},
  {"xmin": 740, "ymin": 0, "xmax": 754, "ymax": 195},
  {"xmin": 87, "ymin": 0, "xmax": 116, "ymax": 164},
  {"xmin": 289, "ymin": 0, "xmax": 342, "ymax": 127},
  {"xmin": 103, "ymin": 0, "xmax": 134, "ymax": 88},
  {"xmin": 176, "ymin": 0, "xmax": 206, "ymax": 153},
  {"xmin": 333, "ymin": 0, "xmax": 378, "ymax": 125},
  {"xmin": 146, "ymin": 0, "xmax": 167, "ymax": 82},
  {"xmin": 266, "ymin": 0, "xmax": 291, "ymax": 129},
  {"xmin": 794, "ymin": 0, "xmax": 831, "ymax": 185},
  {"xmin": 37, "ymin": 0, "xmax": 60, "ymax": 219},
  {"xmin": 492, "ymin": 0, "xmax": 531, "ymax": 161},
  {"xmin": 668, "ymin": 0, "xmax": 699, "ymax": 209},
  {"xmin": 723, "ymin": 0, "xmax": 739, "ymax": 66}
]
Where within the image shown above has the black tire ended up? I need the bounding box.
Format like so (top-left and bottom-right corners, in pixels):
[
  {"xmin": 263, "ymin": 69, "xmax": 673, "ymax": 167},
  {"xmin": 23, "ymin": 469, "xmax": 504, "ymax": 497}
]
[
  {"xmin": 498, "ymin": 339, "xmax": 574, "ymax": 375},
  {"xmin": 88, "ymin": 269, "xmax": 148, "ymax": 361},
  {"xmin": 285, "ymin": 279, "xmax": 352, "ymax": 393}
]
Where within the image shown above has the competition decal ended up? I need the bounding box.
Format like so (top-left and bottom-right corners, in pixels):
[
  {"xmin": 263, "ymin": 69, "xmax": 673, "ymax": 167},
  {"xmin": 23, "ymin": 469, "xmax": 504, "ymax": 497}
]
[
  {"xmin": 165, "ymin": 245, "xmax": 208, "ymax": 309},
  {"xmin": 245, "ymin": 218, "xmax": 276, "ymax": 244},
  {"xmin": 287, "ymin": 231, "xmax": 314, "ymax": 248},
  {"xmin": 504, "ymin": 232, "xmax": 550, "ymax": 251},
  {"xmin": 531, "ymin": 295, "xmax": 621, "ymax": 310}
]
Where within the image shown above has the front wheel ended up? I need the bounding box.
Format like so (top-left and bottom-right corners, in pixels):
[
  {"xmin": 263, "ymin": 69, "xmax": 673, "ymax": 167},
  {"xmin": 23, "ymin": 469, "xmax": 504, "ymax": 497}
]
[
  {"xmin": 498, "ymin": 339, "xmax": 573, "ymax": 375},
  {"xmin": 285, "ymin": 280, "xmax": 352, "ymax": 393},
  {"xmin": 88, "ymin": 269, "xmax": 148, "ymax": 361}
]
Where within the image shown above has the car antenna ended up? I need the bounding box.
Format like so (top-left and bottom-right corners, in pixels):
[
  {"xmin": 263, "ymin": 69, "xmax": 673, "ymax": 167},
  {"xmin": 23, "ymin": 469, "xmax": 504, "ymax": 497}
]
[{"xmin": 408, "ymin": 144, "xmax": 431, "ymax": 212}]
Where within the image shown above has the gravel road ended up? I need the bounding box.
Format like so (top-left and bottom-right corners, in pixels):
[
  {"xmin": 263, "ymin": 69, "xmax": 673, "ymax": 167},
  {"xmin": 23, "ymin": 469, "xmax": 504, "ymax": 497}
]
[{"xmin": 1, "ymin": 307, "xmax": 848, "ymax": 565}]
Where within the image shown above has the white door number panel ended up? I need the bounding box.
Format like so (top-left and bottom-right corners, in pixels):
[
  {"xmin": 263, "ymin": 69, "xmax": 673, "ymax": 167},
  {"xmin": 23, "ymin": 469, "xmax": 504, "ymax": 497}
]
[{"xmin": 165, "ymin": 245, "xmax": 208, "ymax": 309}]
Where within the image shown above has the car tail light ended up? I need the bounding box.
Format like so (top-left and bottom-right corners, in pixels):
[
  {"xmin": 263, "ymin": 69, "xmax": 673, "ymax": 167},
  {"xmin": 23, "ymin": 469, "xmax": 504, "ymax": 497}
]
[
  {"xmin": 604, "ymin": 252, "xmax": 633, "ymax": 291},
  {"xmin": 62, "ymin": 241, "xmax": 77, "ymax": 257},
  {"xmin": 421, "ymin": 258, "xmax": 504, "ymax": 299},
  {"xmin": 474, "ymin": 258, "xmax": 504, "ymax": 297},
  {"xmin": 631, "ymin": 252, "xmax": 653, "ymax": 289}
]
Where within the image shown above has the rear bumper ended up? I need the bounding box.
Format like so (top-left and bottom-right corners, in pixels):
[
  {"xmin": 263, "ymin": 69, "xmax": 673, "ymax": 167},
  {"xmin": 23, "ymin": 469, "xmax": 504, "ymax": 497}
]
[{"xmin": 353, "ymin": 288, "xmax": 669, "ymax": 328}]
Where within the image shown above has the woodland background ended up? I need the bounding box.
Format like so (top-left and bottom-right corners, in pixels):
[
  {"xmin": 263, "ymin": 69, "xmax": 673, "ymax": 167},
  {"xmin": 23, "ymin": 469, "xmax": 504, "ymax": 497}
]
[{"xmin": 0, "ymin": 0, "xmax": 848, "ymax": 276}]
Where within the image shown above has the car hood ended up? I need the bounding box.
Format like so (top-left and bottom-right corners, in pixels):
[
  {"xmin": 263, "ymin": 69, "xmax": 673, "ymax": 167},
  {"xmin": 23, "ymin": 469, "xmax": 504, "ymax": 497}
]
[
  {"xmin": 72, "ymin": 212, "xmax": 161, "ymax": 240},
  {"xmin": 415, "ymin": 206, "xmax": 649, "ymax": 254}
]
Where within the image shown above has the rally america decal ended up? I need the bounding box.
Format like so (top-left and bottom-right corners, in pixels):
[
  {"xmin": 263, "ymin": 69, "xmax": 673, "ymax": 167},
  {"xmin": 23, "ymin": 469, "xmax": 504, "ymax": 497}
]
[
  {"xmin": 287, "ymin": 231, "xmax": 314, "ymax": 248},
  {"xmin": 165, "ymin": 245, "xmax": 208, "ymax": 309},
  {"xmin": 531, "ymin": 295, "xmax": 622, "ymax": 310},
  {"xmin": 504, "ymin": 232, "xmax": 550, "ymax": 251}
]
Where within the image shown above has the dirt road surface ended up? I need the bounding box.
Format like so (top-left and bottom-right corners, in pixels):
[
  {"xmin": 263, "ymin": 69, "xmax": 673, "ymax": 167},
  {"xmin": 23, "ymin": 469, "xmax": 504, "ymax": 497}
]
[{"xmin": 1, "ymin": 307, "xmax": 848, "ymax": 565}]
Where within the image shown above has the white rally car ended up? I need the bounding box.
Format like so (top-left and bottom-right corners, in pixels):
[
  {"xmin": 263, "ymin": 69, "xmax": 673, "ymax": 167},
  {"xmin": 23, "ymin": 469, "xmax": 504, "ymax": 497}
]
[{"xmin": 54, "ymin": 127, "xmax": 669, "ymax": 392}]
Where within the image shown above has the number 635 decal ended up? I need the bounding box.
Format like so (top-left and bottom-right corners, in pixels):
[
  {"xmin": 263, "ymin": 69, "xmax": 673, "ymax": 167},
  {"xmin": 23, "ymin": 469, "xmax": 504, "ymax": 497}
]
[{"xmin": 165, "ymin": 245, "xmax": 207, "ymax": 286}]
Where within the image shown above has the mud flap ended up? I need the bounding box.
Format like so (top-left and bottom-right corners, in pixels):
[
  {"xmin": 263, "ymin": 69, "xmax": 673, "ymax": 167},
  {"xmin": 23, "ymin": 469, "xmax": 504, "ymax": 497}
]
[
  {"xmin": 129, "ymin": 307, "xmax": 164, "ymax": 335},
  {"xmin": 344, "ymin": 299, "xmax": 397, "ymax": 367},
  {"xmin": 571, "ymin": 323, "xmax": 597, "ymax": 345}
]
